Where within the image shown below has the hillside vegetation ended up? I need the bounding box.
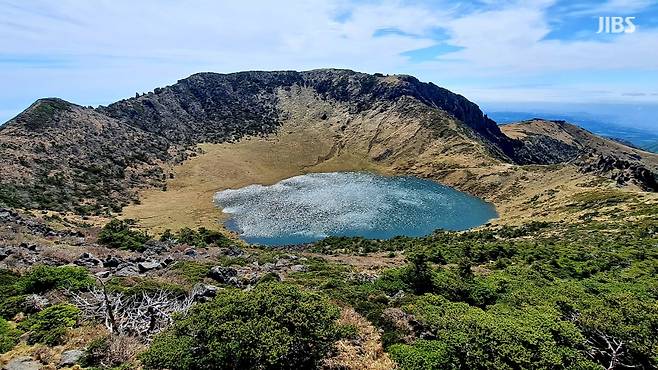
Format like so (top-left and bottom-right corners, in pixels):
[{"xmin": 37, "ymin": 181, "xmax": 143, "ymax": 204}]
[{"xmin": 0, "ymin": 199, "xmax": 657, "ymax": 369}]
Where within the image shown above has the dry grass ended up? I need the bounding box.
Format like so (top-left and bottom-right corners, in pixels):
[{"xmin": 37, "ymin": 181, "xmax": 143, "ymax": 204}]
[
  {"xmin": 120, "ymin": 86, "xmax": 658, "ymax": 234},
  {"xmin": 323, "ymin": 307, "xmax": 396, "ymax": 370}
]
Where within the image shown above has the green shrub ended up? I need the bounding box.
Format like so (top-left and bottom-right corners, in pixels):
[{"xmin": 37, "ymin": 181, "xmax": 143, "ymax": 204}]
[
  {"xmin": 170, "ymin": 227, "xmax": 233, "ymax": 248},
  {"xmin": 0, "ymin": 295, "xmax": 28, "ymax": 320},
  {"xmin": 17, "ymin": 265, "xmax": 94, "ymax": 294},
  {"xmin": 0, "ymin": 317, "xmax": 21, "ymax": 353},
  {"xmin": 141, "ymin": 283, "xmax": 341, "ymax": 369},
  {"xmin": 80, "ymin": 335, "xmax": 110, "ymax": 368},
  {"xmin": 98, "ymin": 219, "xmax": 150, "ymax": 251},
  {"xmin": 390, "ymin": 294, "xmax": 596, "ymax": 369},
  {"xmin": 18, "ymin": 304, "xmax": 80, "ymax": 346},
  {"xmin": 171, "ymin": 261, "xmax": 212, "ymax": 284}
]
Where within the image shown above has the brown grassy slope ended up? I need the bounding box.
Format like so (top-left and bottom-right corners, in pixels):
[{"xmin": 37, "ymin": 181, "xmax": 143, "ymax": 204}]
[
  {"xmin": 121, "ymin": 86, "xmax": 658, "ymax": 233},
  {"xmin": 121, "ymin": 86, "xmax": 500, "ymax": 232},
  {"xmin": 501, "ymin": 119, "xmax": 658, "ymax": 170}
]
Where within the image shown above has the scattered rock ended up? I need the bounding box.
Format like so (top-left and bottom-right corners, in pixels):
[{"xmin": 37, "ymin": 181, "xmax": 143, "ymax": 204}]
[
  {"xmin": 192, "ymin": 283, "xmax": 219, "ymax": 301},
  {"xmin": 162, "ymin": 255, "xmax": 175, "ymax": 266},
  {"xmin": 209, "ymin": 266, "xmax": 238, "ymax": 283},
  {"xmin": 183, "ymin": 248, "xmax": 197, "ymax": 257},
  {"xmin": 103, "ymin": 256, "xmax": 123, "ymax": 268},
  {"xmin": 59, "ymin": 349, "xmax": 84, "ymax": 367},
  {"xmin": 144, "ymin": 239, "xmax": 168, "ymax": 254},
  {"xmin": 226, "ymin": 246, "xmax": 245, "ymax": 257},
  {"xmin": 95, "ymin": 271, "xmax": 111, "ymax": 279},
  {"xmin": 290, "ymin": 264, "xmax": 308, "ymax": 273},
  {"xmin": 115, "ymin": 263, "xmax": 140, "ymax": 277},
  {"xmin": 4, "ymin": 356, "xmax": 42, "ymax": 370},
  {"xmin": 74, "ymin": 252, "xmax": 101, "ymax": 267},
  {"xmin": 240, "ymin": 271, "xmax": 262, "ymax": 287},
  {"xmin": 0, "ymin": 247, "xmax": 11, "ymax": 261},
  {"xmin": 275, "ymin": 258, "xmax": 291, "ymax": 268},
  {"xmin": 138, "ymin": 260, "xmax": 162, "ymax": 273}
]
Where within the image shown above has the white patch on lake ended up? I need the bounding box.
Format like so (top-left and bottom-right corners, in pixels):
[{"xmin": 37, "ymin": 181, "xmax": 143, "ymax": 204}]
[{"xmin": 214, "ymin": 172, "xmax": 497, "ymax": 246}]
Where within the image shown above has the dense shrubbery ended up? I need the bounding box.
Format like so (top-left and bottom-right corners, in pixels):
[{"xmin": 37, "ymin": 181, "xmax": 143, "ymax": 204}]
[
  {"xmin": 98, "ymin": 219, "xmax": 150, "ymax": 251},
  {"xmin": 0, "ymin": 317, "xmax": 21, "ymax": 353},
  {"xmin": 160, "ymin": 227, "xmax": 233, "ymax": 248},
  {"xmin": 18, "ymin": 303, "xmax": 80, "ymax": 345},
  {"xmin": 17, "ymin": 265, "xmax": 94, "ymax": 293},
  {"xmin": 288, "ymin": 219, "xmax": 658, "ymax": 369},
  {"xmin": 141, "ymin": 283, "xmax": 342, "ymax": 369},
  {"xmin": 389, "ymin": 295, "xmax": 596, "ymax": 369},
  {"xmin": 0, "ymin": 266, "xmax": 92, "ymax": 321},
  {"xmin": 0, "ymin": 266, "xmax": 92, "ymax": 352}
]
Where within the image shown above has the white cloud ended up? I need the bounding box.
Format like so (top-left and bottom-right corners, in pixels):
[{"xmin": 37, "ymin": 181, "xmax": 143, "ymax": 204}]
[{"xmin": 0, "ymin": 0, "xmax": 657, "ymax": 124}]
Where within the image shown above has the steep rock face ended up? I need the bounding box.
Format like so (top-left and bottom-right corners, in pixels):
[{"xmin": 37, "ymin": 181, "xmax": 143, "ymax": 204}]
[{"xmin": 100, "ymin": 69, "xmax": 515, "ymax": 157}]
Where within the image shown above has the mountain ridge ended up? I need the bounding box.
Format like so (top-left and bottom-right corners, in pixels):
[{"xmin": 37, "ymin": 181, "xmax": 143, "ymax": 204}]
[{"xmin": 1, "ymin": 69, "xmax": 656, "ymax": 220}]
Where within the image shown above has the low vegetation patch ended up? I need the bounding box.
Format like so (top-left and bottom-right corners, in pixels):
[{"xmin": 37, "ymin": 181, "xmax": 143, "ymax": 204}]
[
  {"xmin": 141, "ymin": 283, "xmax": 343, "ymax": 370},
  {"xmin": 160, "ymin": 227, "xmax": 233, "ymax": 248},
  {"xmin": 18, "ymin": 303, "xmax": 80, "ymax": 346},
  {"xmin": 98, "ymin": 219, "xmax": 150, "ymax": 251}
]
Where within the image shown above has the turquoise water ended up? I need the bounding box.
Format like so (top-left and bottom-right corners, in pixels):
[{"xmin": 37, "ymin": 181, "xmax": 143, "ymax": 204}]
[{"xmin": 214, "ymin": 172, "xmax": 497, "ymax": 246}]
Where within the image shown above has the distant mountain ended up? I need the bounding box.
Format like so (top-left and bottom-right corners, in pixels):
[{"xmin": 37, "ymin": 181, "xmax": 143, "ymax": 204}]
[
  {"xmin": 489, "ymin": 111, "xmax": 658, "ymax": 150},
  {"xmin": 1, "ymin": 69, "xmax": 657, "ymax": 215},
  {"xmin": 502, "ymin": 119, "xmax": 658, "ymax": 191}
]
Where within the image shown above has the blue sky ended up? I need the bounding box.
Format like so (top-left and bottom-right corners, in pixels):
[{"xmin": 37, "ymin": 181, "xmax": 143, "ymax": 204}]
[{"xmin": 1, "ymin": 0, "xmax": 658, "ymax": 128}]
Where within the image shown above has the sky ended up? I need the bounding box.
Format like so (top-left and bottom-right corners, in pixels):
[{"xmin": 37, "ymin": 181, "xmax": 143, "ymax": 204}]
[{"xmin": 1, "ymin": 0, "xmax": 658, "ymax": 128}]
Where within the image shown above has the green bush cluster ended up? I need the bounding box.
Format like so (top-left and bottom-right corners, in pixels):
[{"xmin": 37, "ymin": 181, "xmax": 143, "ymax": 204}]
[
  {"xmin": 18, "ymin": 303, "xmax": 80, "ymax": 346},
  {"xmin": 0, "ymin": 266, "xmax": 92, "ymax": 320},
  {"xmin": 160, "ymin": 227, "xmax": 233, "ymax": 248},
  {"xmin": 98, "ymin": 219, "xmax": 150, "ymax": 251},
  {"xmin": 0, "ymin": 317, "xmax": 21, "ymax": 353},
  {"xmin": 0, "ymin": 266, "xmax": 92, "ymax": 352},
  {"xmin": 17, "ymin": 265, "xmax": 94, "ymax": 294},
  {"xmin": 290, "ymin": 218, "xmax": 658, "ymax": 369},
  {"xmin": 141, "ymin": 283, "xmax": 342, "ymax": 369}
]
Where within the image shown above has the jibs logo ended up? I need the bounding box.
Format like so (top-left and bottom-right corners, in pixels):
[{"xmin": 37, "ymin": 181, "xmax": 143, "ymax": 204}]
[{"xmin": 597, "ymin": 16, "xmax": 636, "ymax": 33}]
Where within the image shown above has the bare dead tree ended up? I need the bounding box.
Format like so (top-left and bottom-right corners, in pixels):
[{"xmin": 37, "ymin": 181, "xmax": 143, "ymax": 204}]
[
  {"xmin": 565, "ymin": 310, "xmax": 638, "ymax": 369},
  {"xmin": 70, "ymin": 281, "xmax": 199, "ymax": 340}
]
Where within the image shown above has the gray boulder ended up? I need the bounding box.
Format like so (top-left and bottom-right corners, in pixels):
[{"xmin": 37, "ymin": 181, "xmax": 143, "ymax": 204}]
[
  {"xmin": 115, "ymin": 263, "xmax": 140, "ymax": 277},
  {"xmin": 192, "ymin": 283, "xmax": 219, "ymax": 301},
  {"xmin": 4, "ymin": 356, "xmax": 42, "ymax": 370},
  {"xmin": 95, "ymin": 270, "xmax": 111, "ymax": 279},
  {"xmin": 59, "ymin": 349, "xmax": 84, "ymax": 367},
  {"xmin": 209, "ymin": 266, "xmax": 238, "ymax": 283},
  {"xmin": 290, "ymin": 264, "xmax": 308, "ymax": 273},
  {"xmin": 275, "ymin": 258, "xmax": 291, "ymax": 268},
  {"xmin": 74, "ymin": 252, "xmax": 101, "ymax": 267},
  {"xmin": 103, "ymin": 256, "xmax": 123, "ymax": 268},
  {"xmin": 138, "ymin": 260, "xmax": 162, "ymax": 273}
]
